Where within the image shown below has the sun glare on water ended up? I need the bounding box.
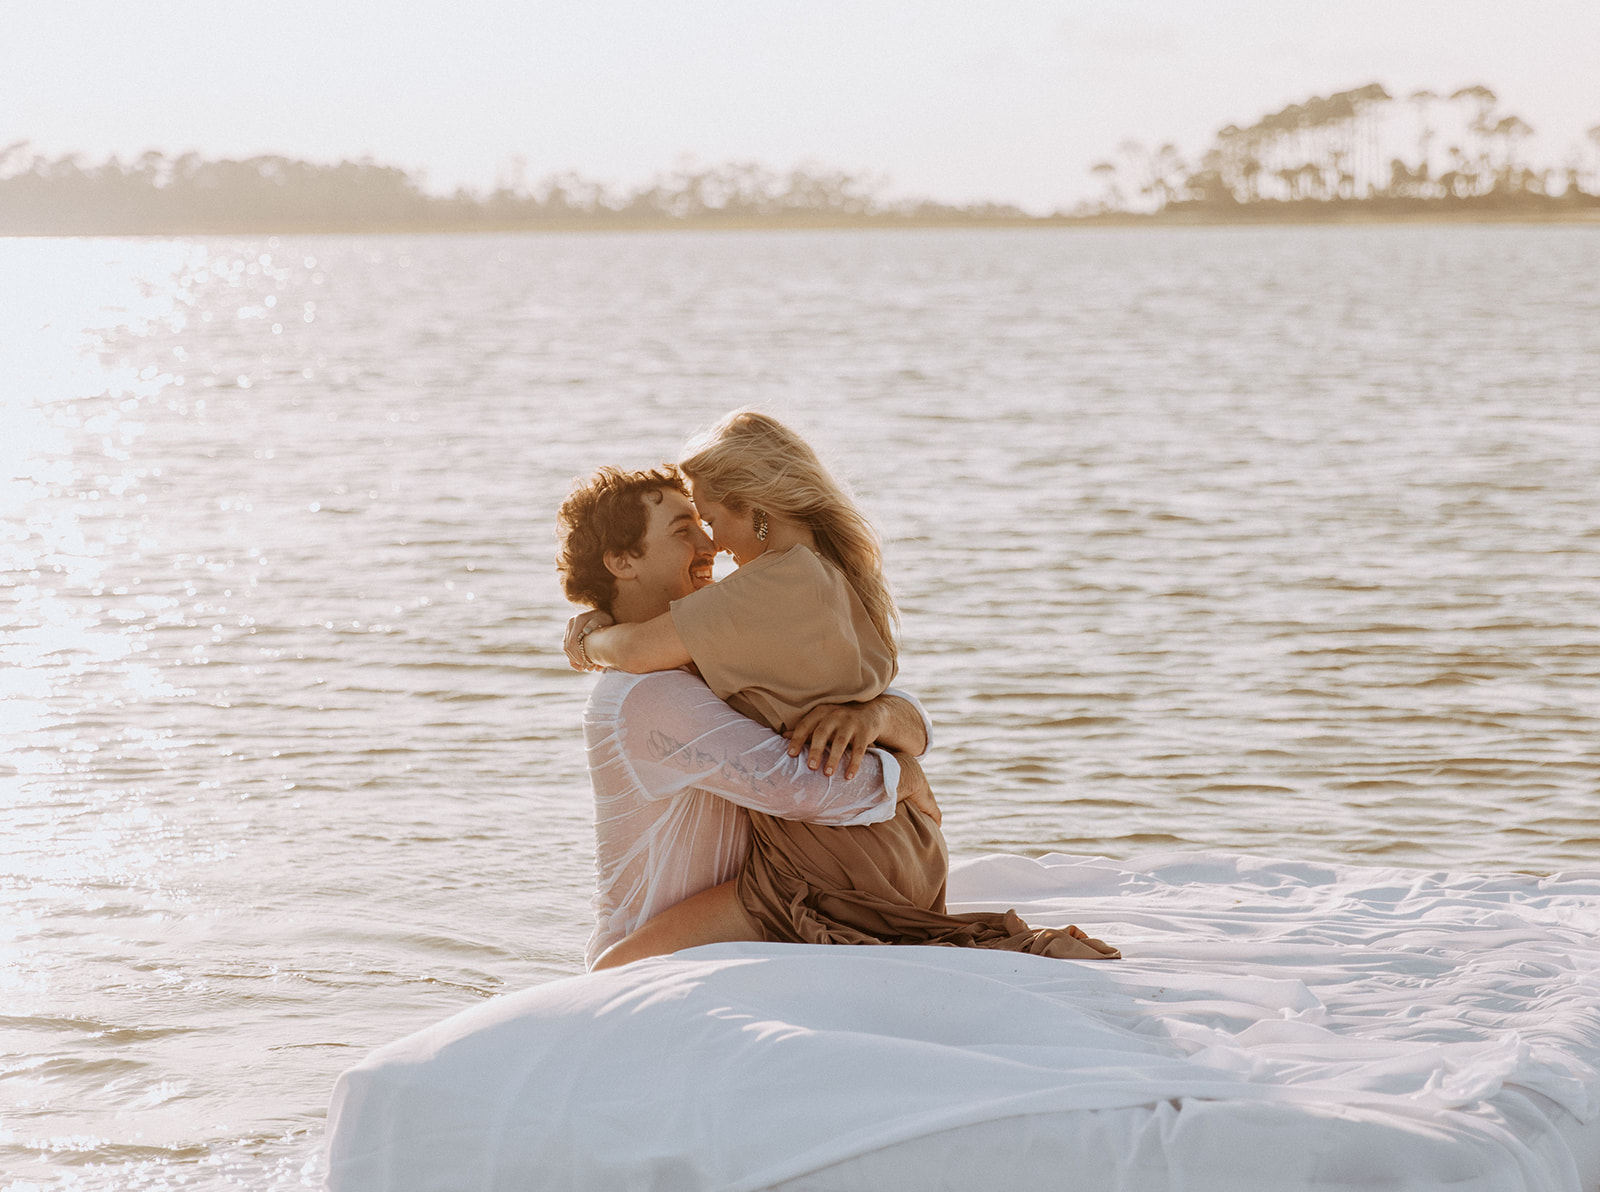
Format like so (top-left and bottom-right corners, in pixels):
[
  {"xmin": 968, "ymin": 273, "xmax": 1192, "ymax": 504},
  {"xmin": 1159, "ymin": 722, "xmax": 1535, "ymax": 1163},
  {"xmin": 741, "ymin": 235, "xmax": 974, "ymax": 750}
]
[{"xmin": 0, "ymin": 241, "xmax": 203, "ymax": 862}]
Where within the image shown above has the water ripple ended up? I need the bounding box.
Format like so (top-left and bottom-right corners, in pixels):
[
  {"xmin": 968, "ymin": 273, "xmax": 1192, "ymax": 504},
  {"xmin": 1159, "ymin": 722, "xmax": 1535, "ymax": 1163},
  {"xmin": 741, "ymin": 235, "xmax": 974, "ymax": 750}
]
[{"xmin": 2, "ymin": 226, "xmax": 1596, "ymax": 1188}]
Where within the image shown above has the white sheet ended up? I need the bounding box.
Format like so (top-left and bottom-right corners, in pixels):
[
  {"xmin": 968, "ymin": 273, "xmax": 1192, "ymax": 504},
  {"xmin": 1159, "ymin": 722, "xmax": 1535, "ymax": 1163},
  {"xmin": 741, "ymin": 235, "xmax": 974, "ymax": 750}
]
[{"xmin": 326, "ymin": 852, "xmax": 1600, "ymax": 1191}]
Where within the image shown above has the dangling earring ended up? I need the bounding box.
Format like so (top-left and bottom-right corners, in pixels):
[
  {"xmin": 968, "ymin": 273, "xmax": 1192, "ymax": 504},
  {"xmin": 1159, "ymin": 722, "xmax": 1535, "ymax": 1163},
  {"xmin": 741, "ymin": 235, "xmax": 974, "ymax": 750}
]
[{"xmin": 752, "ymin": 509, "xmax": 769, "ymax": 541}]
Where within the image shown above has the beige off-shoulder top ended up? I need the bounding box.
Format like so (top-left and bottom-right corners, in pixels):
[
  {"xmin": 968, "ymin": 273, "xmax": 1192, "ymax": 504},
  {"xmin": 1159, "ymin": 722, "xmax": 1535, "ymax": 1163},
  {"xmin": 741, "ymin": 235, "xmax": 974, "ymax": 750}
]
[{"xmin": 669, "ymin": 545, "xmax": 894, "ymax": 733}]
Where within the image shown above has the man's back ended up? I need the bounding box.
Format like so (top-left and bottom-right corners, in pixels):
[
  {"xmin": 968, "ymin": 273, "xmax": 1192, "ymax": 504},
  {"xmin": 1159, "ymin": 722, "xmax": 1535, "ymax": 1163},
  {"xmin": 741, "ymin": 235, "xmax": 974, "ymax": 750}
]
[{"xmin": 582, "ymin": 668, "xmax": 897, "ymax": 968}]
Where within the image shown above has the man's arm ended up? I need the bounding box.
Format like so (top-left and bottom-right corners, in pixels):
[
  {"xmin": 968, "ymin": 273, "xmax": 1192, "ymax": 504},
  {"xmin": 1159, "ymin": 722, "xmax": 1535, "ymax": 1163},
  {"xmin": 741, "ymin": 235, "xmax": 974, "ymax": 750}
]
[
  {"xmin": 608, "ymin": 670, "xmax": 904, "ymax": 827},
  {"xmin": 875, "ymin": 690, "xmax": 932, "ymax": 755},
  {"xmin": 785, "ymin": 690, "xmax": 931, "ymax": 778}
]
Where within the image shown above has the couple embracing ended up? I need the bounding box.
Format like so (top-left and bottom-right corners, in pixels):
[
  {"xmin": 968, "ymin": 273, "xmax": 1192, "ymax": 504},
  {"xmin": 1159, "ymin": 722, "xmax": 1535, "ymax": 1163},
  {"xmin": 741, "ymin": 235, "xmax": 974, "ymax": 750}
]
[{"xmin": 556, "ymin": 410, "xmax": 1118, "ymax": 970}]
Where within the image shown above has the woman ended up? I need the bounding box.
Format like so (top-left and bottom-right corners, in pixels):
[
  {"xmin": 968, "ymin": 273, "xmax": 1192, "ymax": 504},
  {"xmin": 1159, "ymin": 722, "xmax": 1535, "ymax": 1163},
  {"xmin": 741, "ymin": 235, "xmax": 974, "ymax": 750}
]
[{"xmin": 570, "ymin": 411, "xmax": 1118, "ymax": 967}]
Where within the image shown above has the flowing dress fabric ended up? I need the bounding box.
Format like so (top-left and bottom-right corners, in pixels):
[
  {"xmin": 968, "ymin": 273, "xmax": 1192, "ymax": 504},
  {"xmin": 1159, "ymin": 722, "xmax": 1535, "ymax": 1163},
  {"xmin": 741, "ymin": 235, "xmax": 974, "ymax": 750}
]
[
  {"xmin": 671, "ymin": 545, "xmax": 1084, "ymax": 956},
  {"xmin": 737, "ymin": 800, "xmax": 1110, "ymax": 957}
]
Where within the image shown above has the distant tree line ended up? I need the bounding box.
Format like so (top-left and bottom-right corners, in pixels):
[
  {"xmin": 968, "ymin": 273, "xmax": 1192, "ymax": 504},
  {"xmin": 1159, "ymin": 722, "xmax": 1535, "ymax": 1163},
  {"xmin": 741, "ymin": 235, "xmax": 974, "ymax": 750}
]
[
  {"xmin": 0, "ymin": 145, "xmax": 1029, "ymax": 234},
  {"xmin": 6, "ymin": 82, "xmax": 1599, "ymax": 234},
  {"xmin": 1089, "ymin": 83, "xmax": 1600, "ymax": 217}
]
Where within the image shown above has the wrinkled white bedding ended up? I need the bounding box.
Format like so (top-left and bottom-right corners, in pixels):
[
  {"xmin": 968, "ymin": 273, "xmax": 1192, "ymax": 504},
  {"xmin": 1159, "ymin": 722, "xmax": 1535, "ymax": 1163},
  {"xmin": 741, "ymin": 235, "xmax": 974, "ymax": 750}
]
[{"xmin": 326, "ymin": 852, "xmax": 1600, "ymax": 1191}]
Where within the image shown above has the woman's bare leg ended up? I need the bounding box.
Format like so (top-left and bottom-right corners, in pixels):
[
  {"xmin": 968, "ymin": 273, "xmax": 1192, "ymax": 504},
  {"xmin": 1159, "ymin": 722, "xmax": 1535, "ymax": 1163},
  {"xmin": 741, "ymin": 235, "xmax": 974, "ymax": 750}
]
[{"xmin": 591, "ymin": 880, "xmax": 763, "ymax": 971}]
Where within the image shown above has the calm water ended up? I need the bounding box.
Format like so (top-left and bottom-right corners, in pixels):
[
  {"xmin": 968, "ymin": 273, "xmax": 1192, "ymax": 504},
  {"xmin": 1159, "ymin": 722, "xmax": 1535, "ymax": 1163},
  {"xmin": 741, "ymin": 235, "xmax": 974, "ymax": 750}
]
[{"xmin": 2, "ymin": 226, "xmax": 1598, "ymax": 1188}]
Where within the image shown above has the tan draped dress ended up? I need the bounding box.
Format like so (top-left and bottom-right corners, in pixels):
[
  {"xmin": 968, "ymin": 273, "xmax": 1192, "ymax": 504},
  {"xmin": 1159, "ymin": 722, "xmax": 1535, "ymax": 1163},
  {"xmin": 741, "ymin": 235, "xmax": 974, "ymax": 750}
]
[{"xmin": 670, "ymin": 545, "xmax": 1084, "ymax": 957}]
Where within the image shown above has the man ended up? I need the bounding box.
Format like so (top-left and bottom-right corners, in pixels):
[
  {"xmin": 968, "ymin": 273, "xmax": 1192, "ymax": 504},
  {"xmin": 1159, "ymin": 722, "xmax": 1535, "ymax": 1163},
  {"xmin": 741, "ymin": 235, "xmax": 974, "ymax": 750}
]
[{"xmin": 555, "ymin": 465, "xmax": 935, "ymax": 969}]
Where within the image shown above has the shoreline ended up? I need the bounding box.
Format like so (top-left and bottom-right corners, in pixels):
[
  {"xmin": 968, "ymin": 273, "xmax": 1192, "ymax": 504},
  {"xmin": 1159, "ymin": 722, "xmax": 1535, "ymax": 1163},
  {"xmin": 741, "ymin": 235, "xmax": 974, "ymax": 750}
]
[{"xmin": 5, "ymin": 205, "xmax": 1600, "ymax": 238}]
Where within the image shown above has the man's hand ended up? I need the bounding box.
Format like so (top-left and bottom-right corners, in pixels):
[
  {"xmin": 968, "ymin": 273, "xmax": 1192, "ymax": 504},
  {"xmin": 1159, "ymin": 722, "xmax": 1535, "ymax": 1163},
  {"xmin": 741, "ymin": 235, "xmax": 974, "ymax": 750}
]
[
  {"xmin": 892, "ymin": 751, "xmax": 940, "ymax": 825},
  {"xmin": 784, "ymin": 700, "xmax": 889, "ymax": 778},
  {"xmin": 563, "ymin": 609, "xmax": 613, "ymax": 671}
]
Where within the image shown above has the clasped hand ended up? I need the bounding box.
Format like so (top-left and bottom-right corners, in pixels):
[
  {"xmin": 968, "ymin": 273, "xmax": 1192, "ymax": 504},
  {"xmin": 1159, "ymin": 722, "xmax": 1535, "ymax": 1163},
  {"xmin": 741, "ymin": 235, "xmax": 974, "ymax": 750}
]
[{"xmin": 784, "ymin": 702, "xmax": 940, "ymax": 824}]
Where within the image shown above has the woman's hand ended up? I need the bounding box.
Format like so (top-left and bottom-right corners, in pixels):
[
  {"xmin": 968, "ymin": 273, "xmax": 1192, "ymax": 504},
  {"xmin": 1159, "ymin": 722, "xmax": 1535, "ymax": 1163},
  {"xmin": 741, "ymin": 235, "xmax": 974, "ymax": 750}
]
[
  {"xmin": 784, "ymin": 700, "xmax": 888, "ymax": 778},
  {"xmin": 891, "ymin": 751, "xmax": 940, "ymax": 825},
  {"xmin": 563, "ymin": 609, "xmax": 614, "ymax": 671}
]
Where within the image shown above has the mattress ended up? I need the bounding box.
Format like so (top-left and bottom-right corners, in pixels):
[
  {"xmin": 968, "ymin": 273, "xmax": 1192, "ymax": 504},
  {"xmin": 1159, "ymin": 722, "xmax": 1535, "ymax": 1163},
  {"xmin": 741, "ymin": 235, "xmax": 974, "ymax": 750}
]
[{"xmin": 326, "ymin": 852, "xmax": 1600, "ymax": 1191}]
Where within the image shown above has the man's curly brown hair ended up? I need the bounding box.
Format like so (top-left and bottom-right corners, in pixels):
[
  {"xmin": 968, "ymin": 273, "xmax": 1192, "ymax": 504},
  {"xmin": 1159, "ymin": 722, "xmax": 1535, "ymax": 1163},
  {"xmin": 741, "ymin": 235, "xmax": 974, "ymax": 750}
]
[{"xmin": 555, "ymin": 465, "xmax": 691, "ymax": 615}]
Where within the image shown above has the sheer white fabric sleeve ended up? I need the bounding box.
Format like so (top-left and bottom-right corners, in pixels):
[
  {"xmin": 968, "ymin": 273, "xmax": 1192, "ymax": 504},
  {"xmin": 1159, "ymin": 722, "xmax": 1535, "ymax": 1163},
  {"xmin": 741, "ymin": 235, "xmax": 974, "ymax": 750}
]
[{"xmin": 608, "ymin": 670, "xmax": 897, "ymax": 826}]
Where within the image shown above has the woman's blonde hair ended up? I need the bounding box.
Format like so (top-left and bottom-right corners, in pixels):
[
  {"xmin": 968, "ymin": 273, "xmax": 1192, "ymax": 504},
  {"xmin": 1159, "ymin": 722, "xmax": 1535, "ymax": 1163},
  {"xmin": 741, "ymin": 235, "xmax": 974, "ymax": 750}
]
[{"xmin": 681, "ymin": 410, "xmax": 898, "ymax": 661}]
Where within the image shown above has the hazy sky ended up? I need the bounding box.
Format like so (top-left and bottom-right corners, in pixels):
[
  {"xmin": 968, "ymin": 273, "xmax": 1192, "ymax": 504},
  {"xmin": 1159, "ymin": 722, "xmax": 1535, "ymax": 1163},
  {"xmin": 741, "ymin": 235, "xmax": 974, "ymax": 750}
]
[{"xmin": 5, "ymin": 0, "xmax": 1599, "ymax": 211}]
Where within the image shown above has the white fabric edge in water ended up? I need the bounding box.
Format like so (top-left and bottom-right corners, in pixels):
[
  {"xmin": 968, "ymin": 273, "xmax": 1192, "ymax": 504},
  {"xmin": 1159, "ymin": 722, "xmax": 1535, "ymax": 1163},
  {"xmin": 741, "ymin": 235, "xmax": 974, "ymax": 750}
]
[{"xmin": 326, "ymin": 850, "xmax": 1600, "ymax": 1192}]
